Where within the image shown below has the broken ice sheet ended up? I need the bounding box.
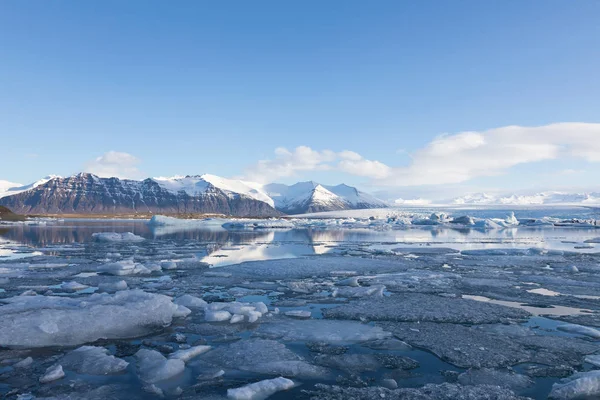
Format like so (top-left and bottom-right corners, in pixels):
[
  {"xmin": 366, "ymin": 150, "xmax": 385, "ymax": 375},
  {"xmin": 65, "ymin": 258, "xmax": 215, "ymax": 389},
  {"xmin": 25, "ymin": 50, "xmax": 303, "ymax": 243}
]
[
  {"xmin": 255, "ymin": 318, "xmax": 392, "ymax": 342},
  {"xmin": 0, "ymin": 290, "xmax": 181, "ymax": 348},
  {"xmin": 323, "ymin": 293, "xmax": 530, "ymax": 324},
  {"xmin": 201, "ymin": 338, "xmax": 329, "ymax": 378},
  {"xmin": 60, "ymin": 346, "xmax": 128, "ymax": 375}
]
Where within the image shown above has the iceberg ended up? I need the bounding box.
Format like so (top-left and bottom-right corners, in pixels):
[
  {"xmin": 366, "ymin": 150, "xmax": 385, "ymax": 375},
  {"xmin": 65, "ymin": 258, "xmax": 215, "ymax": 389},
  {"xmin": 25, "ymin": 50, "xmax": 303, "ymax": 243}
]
[
  {"xmin": 61, "ymin": 346, "xmax": 129, "ymax": 375},
  {"xmin": 227, "ymin": 377, "xmax": 295, "ymax": 400},
  {"xmin": 135, "ymin": 349, "xmax": 185, "ymax": 383},
  {"xmin": 0, "ymin": 290, "xmax": 181, "ymax": 348}
]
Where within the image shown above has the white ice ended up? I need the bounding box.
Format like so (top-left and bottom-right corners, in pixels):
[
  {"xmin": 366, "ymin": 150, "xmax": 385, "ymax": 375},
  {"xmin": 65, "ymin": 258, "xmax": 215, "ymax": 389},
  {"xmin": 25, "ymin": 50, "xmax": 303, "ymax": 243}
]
[
  {"xmin": 169, "ymin": 345, "xmax": 212, "ymax": 363},
  {"xmin": 135, "ymin": 349, "xmax": 185, "ymax": 383},
  {"xmin": 557, "ymin": 324, "xmax": 600, "ymax": 339},
  {"xmin": 61, "ymin": 346, "xmax": 129, "ymax": 375},
  {"xmin": 227, "ymin": 377, "xmax": 295, "ymax": 400},
  {"xmin": 0, "ymin": 290, "xmax": 181, "ymax": 348},
  {"xmin": 550, "ymin": 370, "xmax": 600, "ymax": 399},
  {"xmin": 97, "ymin": 260, "xmax": 151, "ymax": 276},
  {"xmin": 39, "ymin": 364, "xmax": 65, "ymax": 383}
]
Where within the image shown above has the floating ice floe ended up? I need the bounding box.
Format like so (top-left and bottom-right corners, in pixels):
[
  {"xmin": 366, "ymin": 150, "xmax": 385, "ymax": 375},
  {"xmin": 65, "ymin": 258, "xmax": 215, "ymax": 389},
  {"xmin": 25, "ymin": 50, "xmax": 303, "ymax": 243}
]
[
  {"xmin": 174, "ymin": 294, "xmax": 207, "ymax": 308},
  {"xmin": 222, "ymin": 219, "xmax": 294, "ymax": 230},
  {"xmin": 92, "ymin": 232, "xmax": 145, "ymax": 242},
  {"xmin": 61, "ymin": 346, "xmax": 129, "ymax": 375},
  {"xmin": 202, "ymin": 339, "xmax": 328, "ymax": 378},
  {"xmin": 457, "ymin": 368, "xmax": 533, "ymax": 391},
  {"xmin": 585, "ymin": 355, "xmax": 600, "ymax": 367},
  {"xmin": 227, "ymin": 377, "xmax": 295, "ymax": 400},
  {"xmin": 284, "ymin": 310, "xmax": 311, "ymax": 319},
  {"xmin": 550, "ymin": 370, "xmax": 600, "ymax": 399},
  {"xmin": 314, "ymin": 353, "xmax": 418, "ymax": 373},
  {"xmin": 98, "ymin": 280, "xmax": 128, "ymax": 293},
  {"xmin": 0, "ymin": 290, "xmax": 182, "ymax": 348},
  {"xmin": 58, "ymin": 281, "xmax": 89, "ymax": 292},
  {"xmin": 169, "ymin": 345, "xmax": 211, "ymax": 363},
  {"xmin": 256, "ymin": 319, "xmax": 391, "ymax": 342},
  {"xmin": 135, "ymin": 349, "xmax": 185, "ymax": 383},
  {"xmin": 39, "ymin": 364, "xmax": 65, "ymax": 383},
  {"xmin": 323, "ymin": 293, "xmax": 529, "ymax": 324},
  {"xmin": 97, "ymin": 260, "xmax": 152, "ymax": 276},
  {"xmin": 203, "ymin": 301, "xmax": 268, "ymax": 323},
  {"xmin": 557, "ymin": 324, "xmax": 600, "ymax": 339}
]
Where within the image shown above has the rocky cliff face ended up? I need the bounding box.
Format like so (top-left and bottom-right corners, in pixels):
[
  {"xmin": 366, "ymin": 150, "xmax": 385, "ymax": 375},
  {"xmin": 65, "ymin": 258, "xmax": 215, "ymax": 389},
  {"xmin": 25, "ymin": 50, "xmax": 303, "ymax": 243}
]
[{"xmin": 0, "ymin": 173, "xmax": 282, "ymax": 217}]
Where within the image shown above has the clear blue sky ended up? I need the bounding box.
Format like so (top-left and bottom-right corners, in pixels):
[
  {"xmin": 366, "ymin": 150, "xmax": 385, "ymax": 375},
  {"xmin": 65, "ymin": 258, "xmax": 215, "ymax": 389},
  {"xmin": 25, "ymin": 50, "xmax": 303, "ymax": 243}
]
[{"xmin": 1, "ymin": 1, "xmax": 599, "ymax": 198}]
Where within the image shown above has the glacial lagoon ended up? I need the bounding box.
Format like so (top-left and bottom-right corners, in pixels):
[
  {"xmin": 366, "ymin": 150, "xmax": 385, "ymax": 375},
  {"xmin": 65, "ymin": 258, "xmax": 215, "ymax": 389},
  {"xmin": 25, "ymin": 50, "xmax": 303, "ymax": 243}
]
[{"xmin": 1, "ymin": 208, "xmax": 600, "ymax": 399}]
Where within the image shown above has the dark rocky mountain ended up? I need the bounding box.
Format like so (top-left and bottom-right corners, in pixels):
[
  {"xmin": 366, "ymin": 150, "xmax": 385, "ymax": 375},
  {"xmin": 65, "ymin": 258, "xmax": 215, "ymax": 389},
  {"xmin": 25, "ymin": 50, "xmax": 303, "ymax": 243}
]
[{"xmin": 0, "ymin": 173, "xmax": 282, "ymax": 217}]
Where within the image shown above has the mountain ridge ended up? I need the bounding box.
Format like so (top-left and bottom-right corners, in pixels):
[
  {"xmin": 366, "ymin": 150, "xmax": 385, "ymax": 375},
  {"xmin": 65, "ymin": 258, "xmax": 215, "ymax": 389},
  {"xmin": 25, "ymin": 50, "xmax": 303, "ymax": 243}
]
[{"xmin": 0, "ymin": 173, "xmax": 388, "ymax": 216}]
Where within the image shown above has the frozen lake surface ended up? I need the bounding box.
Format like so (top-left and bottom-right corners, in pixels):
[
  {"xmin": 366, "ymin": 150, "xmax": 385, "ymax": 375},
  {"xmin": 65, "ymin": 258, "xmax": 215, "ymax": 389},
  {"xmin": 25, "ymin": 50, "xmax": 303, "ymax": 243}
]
[{"xmin": 1, "ymin": 207, "xmax": 600, "ymax": 399}]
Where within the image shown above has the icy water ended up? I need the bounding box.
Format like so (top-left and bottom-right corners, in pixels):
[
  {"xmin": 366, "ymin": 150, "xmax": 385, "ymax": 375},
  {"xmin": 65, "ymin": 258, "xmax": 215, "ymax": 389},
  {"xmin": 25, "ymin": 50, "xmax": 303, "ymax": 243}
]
[{"xmin": 0, "ymin": 211, "xmax": 600, "ymax": 399}]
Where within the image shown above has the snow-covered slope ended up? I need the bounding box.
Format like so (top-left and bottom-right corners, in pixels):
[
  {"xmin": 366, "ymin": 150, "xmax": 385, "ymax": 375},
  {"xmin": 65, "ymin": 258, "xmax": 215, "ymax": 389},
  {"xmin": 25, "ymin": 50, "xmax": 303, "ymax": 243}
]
[
  {"xmin": 1, "ymin": 173, "xmax": 388, "ymax": 215},
  {"xmin": 153, "ymin": 174, "xmax": 274, "ymax": 207},
  {"xmin": 0, "ymin": 176, "xmax": 59, "ymax": 199},
  {"xmin": 264, "ymin": 181, "xmax": 388, "ymax": 214}
]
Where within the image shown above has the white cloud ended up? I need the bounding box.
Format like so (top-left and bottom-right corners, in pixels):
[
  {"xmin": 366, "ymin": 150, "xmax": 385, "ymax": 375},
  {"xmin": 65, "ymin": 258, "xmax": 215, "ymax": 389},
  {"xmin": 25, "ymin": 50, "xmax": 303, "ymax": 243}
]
[
  {"xmin": 244, "ymin": 146, "xmax": 389, "ymax": 183},
  {"xmin": 84, "ymin": 151, "xmax": 142, "ymax": 179},
  {"xmin": 245, "ymin": 123, "xmax": 600, "ymax": 187},
  {"xmin": 376, "ymin": 122, "xmax": 600, "ymax": 186}
]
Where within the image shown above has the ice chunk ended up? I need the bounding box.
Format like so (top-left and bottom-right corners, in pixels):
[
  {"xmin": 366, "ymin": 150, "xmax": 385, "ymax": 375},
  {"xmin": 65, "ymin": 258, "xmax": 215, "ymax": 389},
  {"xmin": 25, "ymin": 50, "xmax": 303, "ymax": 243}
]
[
  {"xmin": 59, "ymin": 281, "xmax": 89, "ymax": 292},
  {"xmin": 0, "ymin": 290, "xmax": 179, "ymax": 348},
  {"xmin": 335, "ymin": 276, "xmax": 360, "ymax": 287},
  {"xmin": 557, "ymin": 324, "xmax": 600, "ymax": 338},
  {"xmin": 169, "ymin": 345, "xmax": 211, "ymax": 363},
  {"xmin": 458, "ymin": 368, "xmax": 533, "ymax": 391},
  {"xmin": 39, "ymin": 364, "xmax": 65, "ymax": 383},
  {"xmin": 314, "ymin": 353, "xmax": 418, "ymax": 373},
  {"xmin": 585, "ymin": 355, "xmax": 600, "ymax": 367},
  {"xmin": 550, "ymin": 370, "xmax": 600, "ymax": 399},
  {"xmin": 380, "ymin": 321, "xmax": 597, "ymax": 369},
  {"xmin": 135, "ymin": 349, "xmax": 185, "ymax": 383},
  {"xmin": 92, "ymin": 232, "xmax": 145, "ymax": 242},
  {"xmin": 97, "ymin": 260, "xmax": 151, "ymax": 276},
  {"xmin": 216, "ymin": 257, "xmax": 409, "ymax": 281},
  {"xmin": 284, "ymin": 310, "xmax": 311, "ymax": 319},
  {"xmin": 174, "ymin": 304, "xmax": 192, "ymax": 318},
  {"xmin": 202, "ymin": 339, "xmax": 327, "ymax": 378},
  {"xmin": 98, "ymin": 280, "xmax": 128, "ymax": 293},
  {"xmin": 61, "ymin": 346, "xmax": 128, "ymax": 375},
  {"xmin": 227, "ymin": 377, "xmax": 295, "ymax": 400},
  {"xmin": 174, "ymin": 294, "xmax": 207, "ymax": 308},
  {"xmin": 323, "ymin": 293, "xmax": 529, "ymax": 324},
  {"xmin": 205, "ymin": 310, "xmax": 232, "ymax": 322},
  {"xmin": 332, "ymin": 285, "xmax": 385, "ymax": 298},
  {"xmin": 230, "ymin": 314, "xmax": 245, "ymax": 324},
  {"xmin": 256, "ymin": 319, "xmax": 391, "ymax": 342},
  {"xmin": 305, "ymin": 382, "xmax": 527, "ymax": 400},
  {"xmin": 204, "ymin": 301, "xmax": 267, "ymax": 323},
  {"xmin": 13, "ymin": 357, "xmax": 33, "ymax": 369},
  {"xmin": 161, "ymin": 261, "xmax": 177, "ymax": 270}
]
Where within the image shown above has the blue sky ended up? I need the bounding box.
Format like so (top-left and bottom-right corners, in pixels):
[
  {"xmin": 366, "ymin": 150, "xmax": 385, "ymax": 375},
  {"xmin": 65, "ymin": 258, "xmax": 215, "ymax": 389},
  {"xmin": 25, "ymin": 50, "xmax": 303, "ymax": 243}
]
[{"xmin": 1, "ymin": 1, "xmax": 599, "ymax": 199}]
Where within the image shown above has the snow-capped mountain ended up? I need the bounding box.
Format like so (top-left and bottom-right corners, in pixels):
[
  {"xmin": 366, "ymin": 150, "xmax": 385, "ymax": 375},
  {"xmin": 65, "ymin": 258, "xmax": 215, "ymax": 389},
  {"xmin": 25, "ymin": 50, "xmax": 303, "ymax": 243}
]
[
  {"xmin": 451, "ymin": 192, "xmax": 600, "ymax": 205},
  {"xmin": 0, "ymin": 174, "xmax": 388, "ymax": 216},
  {"xmin": 0, "ymin": 173, "xmax": 281, "ymax": 216},
  {"xmin": 154, "ymin": 174, "xmax": 274, "ymax": 207},
  {"xmin": 0, "ymin": 176, "xmax": 59, "ymax": 199},
  {"xmin": 263, "ymin": 181, "xmax": 388, "ymax": 215}
]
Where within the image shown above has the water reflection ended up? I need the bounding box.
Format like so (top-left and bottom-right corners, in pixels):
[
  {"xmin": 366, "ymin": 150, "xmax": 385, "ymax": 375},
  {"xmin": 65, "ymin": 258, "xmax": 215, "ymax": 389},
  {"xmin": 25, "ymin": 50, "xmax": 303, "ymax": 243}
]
[{"xmin": 1, "ymin": 220, "xmax": 600, "ymax": 264}]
